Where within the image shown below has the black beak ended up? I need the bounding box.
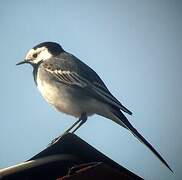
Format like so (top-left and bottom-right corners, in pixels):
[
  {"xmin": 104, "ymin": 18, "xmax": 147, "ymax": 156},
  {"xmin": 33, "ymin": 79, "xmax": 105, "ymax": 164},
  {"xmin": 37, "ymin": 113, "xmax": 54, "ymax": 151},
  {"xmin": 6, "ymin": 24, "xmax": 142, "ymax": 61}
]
[{"xmin": 16, "ymin": 60, "xmax": 28, "ymax": 66}]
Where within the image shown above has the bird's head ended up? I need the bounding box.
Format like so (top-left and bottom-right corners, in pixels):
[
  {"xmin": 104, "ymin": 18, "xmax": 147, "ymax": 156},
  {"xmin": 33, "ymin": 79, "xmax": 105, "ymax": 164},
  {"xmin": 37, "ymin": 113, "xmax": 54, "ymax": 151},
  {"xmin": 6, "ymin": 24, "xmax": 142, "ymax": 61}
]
[{"xmin": 16, "ymin": 42, "xmax": 64, "ymax": 66}]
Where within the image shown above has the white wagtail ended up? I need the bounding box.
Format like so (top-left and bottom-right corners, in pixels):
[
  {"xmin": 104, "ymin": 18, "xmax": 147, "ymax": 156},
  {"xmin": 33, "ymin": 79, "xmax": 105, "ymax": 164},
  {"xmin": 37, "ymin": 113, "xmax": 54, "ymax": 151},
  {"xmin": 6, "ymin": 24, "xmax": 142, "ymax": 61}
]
[{"xmin": 17, "ymin": 41, "xmax": 172, "ymax": 172}]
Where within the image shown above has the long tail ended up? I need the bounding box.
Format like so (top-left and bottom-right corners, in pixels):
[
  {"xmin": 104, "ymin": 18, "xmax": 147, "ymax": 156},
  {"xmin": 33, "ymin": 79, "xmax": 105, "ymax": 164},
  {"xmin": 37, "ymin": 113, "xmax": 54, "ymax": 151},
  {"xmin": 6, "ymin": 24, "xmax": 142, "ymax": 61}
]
[{"xmin": 111, "ymin": 109, "xmax": 173, "ymax": 172}]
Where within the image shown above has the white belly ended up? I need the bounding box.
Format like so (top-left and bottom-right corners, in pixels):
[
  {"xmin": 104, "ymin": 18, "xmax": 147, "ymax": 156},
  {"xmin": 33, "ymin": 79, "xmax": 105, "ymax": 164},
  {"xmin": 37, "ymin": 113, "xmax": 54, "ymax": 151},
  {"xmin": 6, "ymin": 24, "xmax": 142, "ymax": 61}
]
[
  {"xmin": 37, "ymin": 76, "xmax": 72, "ymax": 112},
  {"xmin": 36, "ymin": 75, "xmax": 105, "ymax": 118}
]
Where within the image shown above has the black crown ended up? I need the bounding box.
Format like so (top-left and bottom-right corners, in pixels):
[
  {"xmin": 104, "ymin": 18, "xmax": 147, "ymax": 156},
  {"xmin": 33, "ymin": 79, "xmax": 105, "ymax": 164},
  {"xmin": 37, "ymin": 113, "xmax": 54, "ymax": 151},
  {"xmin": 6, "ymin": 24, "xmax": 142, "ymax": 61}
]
[{"xmin": 33, "ymin": 42, "xmax": 64, "ymax": 55}]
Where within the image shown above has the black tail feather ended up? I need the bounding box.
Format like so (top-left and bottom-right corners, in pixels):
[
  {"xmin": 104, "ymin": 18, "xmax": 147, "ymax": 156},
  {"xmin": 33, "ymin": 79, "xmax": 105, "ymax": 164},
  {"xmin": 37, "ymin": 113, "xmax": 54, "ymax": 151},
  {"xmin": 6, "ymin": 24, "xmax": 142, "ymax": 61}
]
[{"xmin": 112, "ymin": 110, "xmax": 173, "ymax": 172}]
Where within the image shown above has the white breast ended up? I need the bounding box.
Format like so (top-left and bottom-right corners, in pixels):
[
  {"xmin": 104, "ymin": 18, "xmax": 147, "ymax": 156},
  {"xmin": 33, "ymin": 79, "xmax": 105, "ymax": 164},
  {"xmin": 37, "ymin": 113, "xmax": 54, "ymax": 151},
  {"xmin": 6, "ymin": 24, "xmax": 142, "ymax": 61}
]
[
  {"xmin": 36, "ymin": 73, "xmax": 83, "ymax": 117},
  {"xmin": 37, "ymin": 77, "xmax": 58, "ymax": 105},
  {"xmin": 36, "ymin": 69, "xmax": 108, "ymax": 118}
]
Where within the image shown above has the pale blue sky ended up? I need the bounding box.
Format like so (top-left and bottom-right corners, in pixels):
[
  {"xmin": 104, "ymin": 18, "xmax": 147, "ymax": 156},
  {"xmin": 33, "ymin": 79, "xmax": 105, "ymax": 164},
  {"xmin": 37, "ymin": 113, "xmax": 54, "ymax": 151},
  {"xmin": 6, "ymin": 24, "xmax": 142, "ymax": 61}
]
[{"xmin": 0, "ymin": 1, "xmax": 182, "ymax": 179}]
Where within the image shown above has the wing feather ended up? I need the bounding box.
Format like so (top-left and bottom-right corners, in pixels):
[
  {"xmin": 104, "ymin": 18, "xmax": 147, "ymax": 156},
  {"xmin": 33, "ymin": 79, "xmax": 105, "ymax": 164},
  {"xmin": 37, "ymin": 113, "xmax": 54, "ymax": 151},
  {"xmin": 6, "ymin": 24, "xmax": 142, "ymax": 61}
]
[{"xmin": 44, "ymin": 62, "xmax": 132, "ymax": 115}]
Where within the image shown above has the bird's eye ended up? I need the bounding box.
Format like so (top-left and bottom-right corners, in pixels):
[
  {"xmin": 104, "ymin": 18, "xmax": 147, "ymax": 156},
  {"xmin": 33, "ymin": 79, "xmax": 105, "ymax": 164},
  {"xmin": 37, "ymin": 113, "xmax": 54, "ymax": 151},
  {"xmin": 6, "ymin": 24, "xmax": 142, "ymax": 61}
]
[{"xmin": 33, "ymin": 53, "xmax": 38, "ymax": 58}]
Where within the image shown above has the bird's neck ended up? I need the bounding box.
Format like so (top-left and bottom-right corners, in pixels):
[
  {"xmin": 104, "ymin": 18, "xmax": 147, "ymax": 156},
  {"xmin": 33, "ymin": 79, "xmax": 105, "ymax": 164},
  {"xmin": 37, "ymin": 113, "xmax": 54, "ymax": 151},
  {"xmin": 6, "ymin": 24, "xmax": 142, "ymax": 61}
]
[{"xmin": 32, "ymin": 60, "xmax": 43, "ymax": 86}]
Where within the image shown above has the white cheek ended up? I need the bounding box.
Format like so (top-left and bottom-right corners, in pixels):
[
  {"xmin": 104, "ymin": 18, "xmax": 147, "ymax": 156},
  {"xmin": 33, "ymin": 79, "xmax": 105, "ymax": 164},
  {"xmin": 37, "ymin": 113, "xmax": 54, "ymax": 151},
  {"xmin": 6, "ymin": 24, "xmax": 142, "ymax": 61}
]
[
  {"xmin": 35, "ymin": 50, "xmax": 52, "ymax": 63},
  {"xmin": 25, "ymin": 47, "xmax": 53, "ymax": 64},
  {"xmin": 40, "ymin": 49, "xmax": 52, "ymax": 60}
]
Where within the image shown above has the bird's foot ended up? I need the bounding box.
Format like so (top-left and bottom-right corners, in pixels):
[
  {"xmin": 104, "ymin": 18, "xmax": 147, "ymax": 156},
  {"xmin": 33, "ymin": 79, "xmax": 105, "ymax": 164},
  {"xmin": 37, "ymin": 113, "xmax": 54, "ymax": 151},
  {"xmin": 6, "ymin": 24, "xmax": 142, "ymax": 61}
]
[{"xmin": 48, "ymin": 132, "xmax": 69, "ymax": 146}]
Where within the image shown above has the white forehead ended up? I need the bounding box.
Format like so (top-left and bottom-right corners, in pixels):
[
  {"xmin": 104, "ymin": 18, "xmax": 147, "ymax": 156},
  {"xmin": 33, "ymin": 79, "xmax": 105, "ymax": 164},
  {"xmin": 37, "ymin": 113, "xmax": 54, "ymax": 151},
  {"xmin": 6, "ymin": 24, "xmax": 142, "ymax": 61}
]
[{"xmin": 25, "ymin": 47, "xmax": 52, "ymax": 60}]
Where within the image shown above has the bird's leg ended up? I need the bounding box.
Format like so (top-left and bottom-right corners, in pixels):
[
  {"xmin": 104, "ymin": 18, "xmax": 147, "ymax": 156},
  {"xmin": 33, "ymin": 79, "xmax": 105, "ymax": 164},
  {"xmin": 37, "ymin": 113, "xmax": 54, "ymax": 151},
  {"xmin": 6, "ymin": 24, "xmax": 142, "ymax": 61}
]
[
  {"xmin": 71, "ymin": 113, "xmax": 87, "ymax": 133},
  {"xmin": 49, "ymin": 113, "xmax": 87, "ymax": 146},
  {"xmin": 49, "ymin": 118, "xmax": 82, "ymax": 146},
  {"xmin": 63, "ymin": 118, "xmax": 82, "ymax": 134}
]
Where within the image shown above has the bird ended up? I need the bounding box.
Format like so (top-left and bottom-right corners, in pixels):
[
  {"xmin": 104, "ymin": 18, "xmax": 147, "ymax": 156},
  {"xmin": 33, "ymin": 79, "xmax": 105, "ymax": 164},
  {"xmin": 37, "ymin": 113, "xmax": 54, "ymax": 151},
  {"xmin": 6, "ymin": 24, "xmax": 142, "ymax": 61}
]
[{"xmin": 17, "ymin": 41, "xmax": 172, "ymax": 172}]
